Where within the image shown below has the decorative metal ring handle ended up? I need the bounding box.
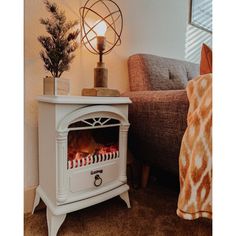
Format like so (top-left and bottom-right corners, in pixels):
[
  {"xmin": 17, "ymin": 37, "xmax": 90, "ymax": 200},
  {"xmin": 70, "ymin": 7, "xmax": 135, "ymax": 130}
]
[{"xmin": 94, "ymin": 174, "xmax": 102, "ymax": 187}]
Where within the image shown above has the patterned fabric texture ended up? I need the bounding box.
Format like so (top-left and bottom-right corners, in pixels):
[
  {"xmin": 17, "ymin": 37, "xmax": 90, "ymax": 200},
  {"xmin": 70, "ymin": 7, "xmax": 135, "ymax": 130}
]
[
  {"xmin": 128, "ymin": 54, "xmax": 199, "ymax": 91},
  {"xmin": 125, "ymin": 54, "xmax": 199, "ymax": 175},
  {"xmin": 177, "ymin": 74, "xmax": 212, "ymax": 220}
]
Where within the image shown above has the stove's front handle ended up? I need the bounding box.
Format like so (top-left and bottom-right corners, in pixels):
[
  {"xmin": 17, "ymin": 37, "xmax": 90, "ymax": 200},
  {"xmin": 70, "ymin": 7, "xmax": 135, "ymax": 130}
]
[
  {"xmin": 94, "ymin": 174, "xmax": 103, "ymax": 187},
  {"xmin": 91, "ymin": 170, "xmax": 103, "ymax": 187}
]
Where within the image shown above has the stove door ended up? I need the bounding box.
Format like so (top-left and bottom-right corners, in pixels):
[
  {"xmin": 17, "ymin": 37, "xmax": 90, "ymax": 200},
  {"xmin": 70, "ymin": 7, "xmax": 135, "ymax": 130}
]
[{"xmin": 56, "ymin": 105, "xmax": 130, "ymax": 204}]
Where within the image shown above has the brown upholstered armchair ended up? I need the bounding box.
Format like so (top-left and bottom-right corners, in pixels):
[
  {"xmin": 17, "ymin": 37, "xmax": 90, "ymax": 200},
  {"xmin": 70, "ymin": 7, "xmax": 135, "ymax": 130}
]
[{"xmin": 123, "ymin": 54, "xmax": 199, "ymax": 187}]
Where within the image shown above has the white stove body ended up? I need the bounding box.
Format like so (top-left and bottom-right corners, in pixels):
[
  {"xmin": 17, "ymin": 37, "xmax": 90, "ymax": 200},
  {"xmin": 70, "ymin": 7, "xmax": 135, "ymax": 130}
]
[{"xmin": 33, "ymin": 96, "xmax": 131, "ymax": 236}]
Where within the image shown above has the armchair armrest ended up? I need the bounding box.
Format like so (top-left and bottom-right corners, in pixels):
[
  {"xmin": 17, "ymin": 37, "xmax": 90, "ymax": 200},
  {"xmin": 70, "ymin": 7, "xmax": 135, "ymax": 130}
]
[
  {"xmin": 122, "ymin": 90, "xmax": 189, "ymax": 174},
  {"xmin": 122, "ymin": 90, "xmax": 188, "ymax": 105}
]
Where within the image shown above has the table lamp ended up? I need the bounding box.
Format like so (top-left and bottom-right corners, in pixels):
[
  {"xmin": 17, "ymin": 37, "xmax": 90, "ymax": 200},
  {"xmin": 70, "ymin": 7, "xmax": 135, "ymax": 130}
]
[{"xmin": 80, "ymin": 0, "xmax": 123, "ymax": 96}]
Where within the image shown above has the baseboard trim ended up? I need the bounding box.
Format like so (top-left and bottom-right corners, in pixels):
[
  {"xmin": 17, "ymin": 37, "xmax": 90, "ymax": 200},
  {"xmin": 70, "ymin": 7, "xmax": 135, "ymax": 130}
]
[{"xmin": 24, "ymin": 186, "xmax": 37, "ymax": 213}]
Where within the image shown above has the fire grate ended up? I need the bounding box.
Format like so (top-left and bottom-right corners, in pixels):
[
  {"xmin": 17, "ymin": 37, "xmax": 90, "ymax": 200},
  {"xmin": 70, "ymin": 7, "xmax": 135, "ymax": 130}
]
[{"xmin": 68, "ymin": 151, "xmax": 119, "ymax": 169}]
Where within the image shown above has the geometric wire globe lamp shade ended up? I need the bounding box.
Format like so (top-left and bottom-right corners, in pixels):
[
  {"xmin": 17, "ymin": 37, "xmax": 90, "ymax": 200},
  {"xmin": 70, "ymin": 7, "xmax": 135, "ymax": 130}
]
[
  {"xmin": 80, "ymin": 0, "xmax": 123, "ymax": 96},
  {"xmin": 80, "ymin": 0, "xmax": 123, "ymax": 55}
]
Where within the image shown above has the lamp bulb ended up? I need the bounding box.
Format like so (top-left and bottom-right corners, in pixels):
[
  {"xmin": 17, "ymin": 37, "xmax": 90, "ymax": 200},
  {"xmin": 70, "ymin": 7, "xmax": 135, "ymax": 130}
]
[{"xmin": 94, "ymin": 20, "xmax": 107, "ymax": 36}]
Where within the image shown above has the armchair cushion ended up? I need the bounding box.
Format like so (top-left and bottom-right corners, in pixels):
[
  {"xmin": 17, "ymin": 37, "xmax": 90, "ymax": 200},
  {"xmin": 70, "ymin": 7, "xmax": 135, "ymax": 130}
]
[
  {"xmin": 128, "ymin": 54, "xmax": 199, "ymax": 91},
  {"xmin": 200, "ymin": 44, "xmax": 212, "ymax": 75}
]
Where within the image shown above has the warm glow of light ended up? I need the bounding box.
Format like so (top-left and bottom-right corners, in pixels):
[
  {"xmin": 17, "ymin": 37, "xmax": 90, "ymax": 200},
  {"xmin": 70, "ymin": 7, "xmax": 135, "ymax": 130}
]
[{"xmin": 93, "ymin": 20, "xmax": 107, "ymax": 36}]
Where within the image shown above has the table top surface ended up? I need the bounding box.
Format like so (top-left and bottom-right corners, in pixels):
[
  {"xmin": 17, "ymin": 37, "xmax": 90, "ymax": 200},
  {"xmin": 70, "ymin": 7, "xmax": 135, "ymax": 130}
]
[{"xmin": 37, "ymin": 95, "xmax": 132, "ymax": 105}]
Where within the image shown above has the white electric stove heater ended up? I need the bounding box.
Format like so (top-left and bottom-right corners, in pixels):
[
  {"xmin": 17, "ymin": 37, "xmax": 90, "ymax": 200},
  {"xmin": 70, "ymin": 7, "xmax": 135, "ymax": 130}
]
[{"xmin": 32, "ymin": 96, "xmax": 131, "ymax": 236}]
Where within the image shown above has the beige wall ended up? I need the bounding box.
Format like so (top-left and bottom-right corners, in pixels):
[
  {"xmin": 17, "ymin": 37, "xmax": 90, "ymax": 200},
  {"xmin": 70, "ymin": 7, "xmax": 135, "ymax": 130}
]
[
  {"xmin": 24, "ymin": 0, "xmax": 190, "ymax": 189},
  {"xmin": 185, "ymin": 24, "xmax": 212, "ymax": 63}
]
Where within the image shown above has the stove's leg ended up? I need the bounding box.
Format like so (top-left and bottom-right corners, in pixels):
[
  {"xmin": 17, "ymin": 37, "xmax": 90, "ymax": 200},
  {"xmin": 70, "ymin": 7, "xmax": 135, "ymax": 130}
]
[
  {"xmin": 32, "ymin": 190, "xmax": 40, "ymax": 214},
  {"xmin": 120, "ymin": 191, "xmax": 131, "ymax": 208},
  {"xmin": 46, "ymin": 208, "xmax": 66, "ymax": 236}
]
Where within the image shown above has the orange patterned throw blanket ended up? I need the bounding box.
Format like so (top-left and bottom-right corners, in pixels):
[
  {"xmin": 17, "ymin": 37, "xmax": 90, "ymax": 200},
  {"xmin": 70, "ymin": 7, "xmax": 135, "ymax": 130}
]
[{"xmin": 177, "ymin": 73, "xmax": 212, "ymax": 220}]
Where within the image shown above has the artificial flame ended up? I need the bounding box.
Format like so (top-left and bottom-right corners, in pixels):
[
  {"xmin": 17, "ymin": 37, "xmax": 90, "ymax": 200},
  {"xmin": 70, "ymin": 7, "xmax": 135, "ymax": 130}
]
[{"xmin": 68, "ymin": 130, "xmax": 118, "ymax": 161}]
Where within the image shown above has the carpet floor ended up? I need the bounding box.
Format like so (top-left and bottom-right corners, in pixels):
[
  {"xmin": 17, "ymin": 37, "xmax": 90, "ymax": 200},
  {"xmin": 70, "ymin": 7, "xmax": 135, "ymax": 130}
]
[{"xmin": 24, "ymin": 174, "xmax": 212, "ymax": 236}]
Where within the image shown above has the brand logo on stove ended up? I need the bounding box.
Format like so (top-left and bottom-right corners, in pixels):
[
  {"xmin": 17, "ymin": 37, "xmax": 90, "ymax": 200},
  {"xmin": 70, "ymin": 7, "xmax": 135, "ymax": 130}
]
[{"xmin": 90, "ymin": 169, "xmax": 103, "ymax": 175}]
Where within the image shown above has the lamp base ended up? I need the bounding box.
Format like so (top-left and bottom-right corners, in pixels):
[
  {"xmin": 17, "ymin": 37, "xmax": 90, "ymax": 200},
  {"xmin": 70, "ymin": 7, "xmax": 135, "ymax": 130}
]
[
  {"xmin": 94, "ymin": 62, "xmax": 108, "ymax": 87},
  {"xmin": 82, "ymin": 87, "xmax": 120, "ymax": 97}
]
